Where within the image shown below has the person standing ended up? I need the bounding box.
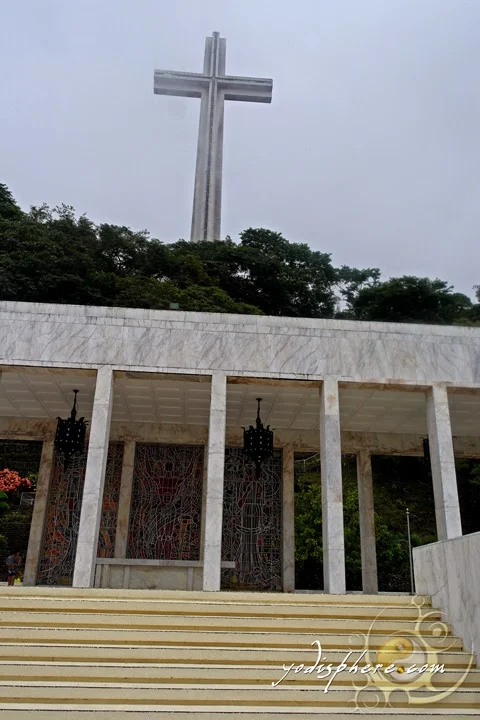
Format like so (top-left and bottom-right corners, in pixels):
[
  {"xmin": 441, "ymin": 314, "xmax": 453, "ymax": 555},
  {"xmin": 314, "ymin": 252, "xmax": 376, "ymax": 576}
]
[{"xmin": 5, "ymin": 551, "xmax": 21, "ymax": 586}]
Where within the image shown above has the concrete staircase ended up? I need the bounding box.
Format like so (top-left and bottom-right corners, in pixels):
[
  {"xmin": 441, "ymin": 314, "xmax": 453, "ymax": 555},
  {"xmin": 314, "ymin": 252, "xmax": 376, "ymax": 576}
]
[{"xmin": 0, "ymin": 587, "xmax": 477, "ymax": 718}]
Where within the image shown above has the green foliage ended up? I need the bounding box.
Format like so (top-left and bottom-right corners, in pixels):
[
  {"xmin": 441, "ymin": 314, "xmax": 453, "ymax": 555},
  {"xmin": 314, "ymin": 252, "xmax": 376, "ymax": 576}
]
[
  {"xmin": 0, "ymin": 493, "xmax": 9, "ymax": 517},
  {"xmin": 294, "ymin": 454, "xmax": 442, "ymax": 592},
  {"xmin": 114, "ymin": 276, "xmax": 179, "ymax": 310},
  {"xmin": 177, "ymin": 285, "xmax": 263, "ymax": 314},
  {"xmin": 371, "ymin": 456, "xmax": 437, "ymax": 590},
  {"xmin": 374, "ymin": 519, "xmax": 410, "ymax": 591},
  {"xmin": 294, "ymin": 455, "xmax": 362, "ymax": 590},
  {"xmin": 0, "ymin": 440, "xmax": 41, "ymax": 490},
  {"xmin": 164, "ymin": 231, "xmax": 338, "ymax": 317},
  {"xmin": 0, "ymin": 184, "xmax": 22, "ymax": 221},
  {"xmin": 335, "ymin": 266, "xmax": 381, "ymax": 310},
  {"xmin": 26, "ymin": 473, "xmax": 38, "ymax": 492},
  {"xmin": 294, "ymin": 474, "xmax": 324, "ymax": 590},
  {"xmin": 1, "ymin": 183, "xmax": 479, "ymax": 323},
  {"xmin": 0, "ymin": 443, "xmax": 40, "ymax": 566},
  {"xmin": 236, "ymin": 228, "xmax": 337, "ymax": 317},
  {"xmin": 295, "ymin": 476, "xmax": 323, "ymax": 564},
  {"xmin": 456, "ymin": 294, "xmax": 480, "ymax": 325},
  {"xmin": 348, "ymin": 276, "xmax": 473, "ymax": 325}
]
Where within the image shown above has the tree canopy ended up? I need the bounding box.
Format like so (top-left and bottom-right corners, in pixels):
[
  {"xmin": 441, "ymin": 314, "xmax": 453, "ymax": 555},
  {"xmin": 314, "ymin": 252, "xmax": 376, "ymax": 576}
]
[
  {"xmin": 345, "ymin": 276, "xmax": 473, "ymax": 325},
  {"xmin": 0, "ymin": 183, "xmax": 478, "ymax": 325}
]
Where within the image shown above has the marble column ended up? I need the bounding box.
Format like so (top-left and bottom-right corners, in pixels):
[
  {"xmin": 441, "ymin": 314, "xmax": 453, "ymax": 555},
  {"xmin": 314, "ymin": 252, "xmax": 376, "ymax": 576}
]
[
  {"xmin": 282, "ymin": 444, "xmax": 295, "ymax": 592},
  {"xmin": 426, "ymin": 384, "xmax": 462, "ymax": 541},
  {"xmin": 72, "ymin": 366, "xmax": 114, "ymax": 588},
  {"xmin": 23, "ymin": 437, "xmax": 55, "ymax": 585},
  {"xmin": 357, "ymin": 450, "xmax": 378, "ymax": 594},
  {"xmin": 319, "ymin": 378, "xmax": 346, "ymax": 594},
  {"xmin": 113, "ymin": 440, "xmax": 136, "ymax": 559},
  {"xmin": 202, "ymin": 372, "xmax": 227, "ymax": 591}
]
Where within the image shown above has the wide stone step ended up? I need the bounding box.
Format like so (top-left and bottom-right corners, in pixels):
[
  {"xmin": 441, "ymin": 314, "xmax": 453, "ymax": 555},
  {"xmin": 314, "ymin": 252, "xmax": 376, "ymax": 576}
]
[
  {"xmin": 0, "ymin": 589, "xmax": 474, "ymax": 718},
  {"xmin": 0, "ymin": 597, "xmax": 432, "ymax": 620},
  {"xmin": 0, "ymin": 588, "xmax": 427, "ymax": 607},
  {"xmin": 0, "ymin": 682, "xmax": 478, "ymax": 708},
  {"xmin": 0, "ymin": 644, "xmax": 471, "ymax": 668},
  {"xmin": 1, "ymin": 662, "xmax": 478, "ymax": 688},
  {"xmin": 2, "ymin": 708, "xmax": 480, "ymax": 718},
  {"xmin": 0, "ymin": 627, "xmax": 462, "ymax": 650},
  {"xmin": 0, "ymin": 611, "xmax": 447, "ymax": 635}
]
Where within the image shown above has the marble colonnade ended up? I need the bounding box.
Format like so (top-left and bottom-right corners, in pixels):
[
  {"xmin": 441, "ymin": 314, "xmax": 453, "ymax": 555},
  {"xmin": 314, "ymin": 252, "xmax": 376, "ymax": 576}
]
[{"xmin": 20, "ymin": 368, "xmax": 465, "ymax": 593}]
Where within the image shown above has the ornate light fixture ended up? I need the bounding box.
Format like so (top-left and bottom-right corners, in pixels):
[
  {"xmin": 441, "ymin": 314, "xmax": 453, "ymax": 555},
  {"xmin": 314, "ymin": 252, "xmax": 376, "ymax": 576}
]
[
  {"xmin": 54, "ymin": 389, "xmax": 88, "ymax": 468},
  {"xmin": 242, "ymin": 397, "xmax": 274, "ymax": 478}
]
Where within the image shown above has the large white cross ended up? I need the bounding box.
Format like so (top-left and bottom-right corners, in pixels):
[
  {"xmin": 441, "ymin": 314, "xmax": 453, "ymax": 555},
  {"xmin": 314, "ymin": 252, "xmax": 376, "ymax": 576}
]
[{"xmin": 154, "ymin": 32, "xmax": 273, "ymax": 242}]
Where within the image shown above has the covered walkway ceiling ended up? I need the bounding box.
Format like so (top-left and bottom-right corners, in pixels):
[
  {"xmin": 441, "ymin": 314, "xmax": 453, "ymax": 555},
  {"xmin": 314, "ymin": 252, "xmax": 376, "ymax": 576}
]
[{"xmin": 0, "ymin": 370, "xmax": 478, "ymax": 436}]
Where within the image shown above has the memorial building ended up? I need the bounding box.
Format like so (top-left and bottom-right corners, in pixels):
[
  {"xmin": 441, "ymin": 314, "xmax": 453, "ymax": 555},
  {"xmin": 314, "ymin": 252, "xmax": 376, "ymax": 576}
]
[
  {"xmin": 0, "ymin": 30, "xmax": 478, "ymax": 718},
  {"xmin": 1, "ymin": 300, "xmax": 479, "ymax": 597}
]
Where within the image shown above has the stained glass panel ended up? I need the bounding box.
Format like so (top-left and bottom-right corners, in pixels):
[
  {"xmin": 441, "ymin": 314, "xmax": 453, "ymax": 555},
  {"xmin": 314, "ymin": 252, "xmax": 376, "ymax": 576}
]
[
  {"xmin": 37, "ymin": 450, "xmax": 86, "ymax": 585},
  {"xmin": 38, "ymin": 442, "xmax": 124, "ymax": 585},
  {"xmin": 97, "ymin": 442, "xmax": 124, "ymax": 558},
  {"xmin": 127, "ymin": 444, "xmax": 203, "ymax": 561},
  {"xmin": 221, "ymin": 447, "xmax": 282, "ymax": 591}
]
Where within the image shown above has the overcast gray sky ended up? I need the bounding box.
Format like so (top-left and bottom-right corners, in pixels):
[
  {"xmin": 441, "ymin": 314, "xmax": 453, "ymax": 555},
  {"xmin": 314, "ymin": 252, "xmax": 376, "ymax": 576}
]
[{"xmin": 1, "ymin": 0, "xmax": 479, "ymax": 298}]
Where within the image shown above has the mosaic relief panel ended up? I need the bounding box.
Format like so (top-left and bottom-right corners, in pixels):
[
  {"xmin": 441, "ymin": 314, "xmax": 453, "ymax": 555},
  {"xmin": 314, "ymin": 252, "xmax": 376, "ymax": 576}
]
[
  {"xmin": 37, "ymin": 449, "xmax": 87, "ymax": 586},
  {"xmin": 38, "ymin": 442, "xmax": 124, "ymax": 585},
  {"xmin": 97, "ymin": 442, "xmax": 124, "ymax": 558},
  {"xmin": 221, "ymin": 447, "xmax": 282, "ymax": 592},
  {"xmin": 127, "ymin": 444, "xmax": 204, "ymax": 561}
]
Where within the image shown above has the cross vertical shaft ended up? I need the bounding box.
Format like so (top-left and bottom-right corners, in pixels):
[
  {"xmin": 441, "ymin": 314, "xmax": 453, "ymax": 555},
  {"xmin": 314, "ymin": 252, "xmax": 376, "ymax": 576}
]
[
  {"xmin": 154, "ymin": 32, "xmax": 273, "ymax": 242},
  {"xmin": 193, "ymin": 32, "xmax": 225, "ymax": 243}
]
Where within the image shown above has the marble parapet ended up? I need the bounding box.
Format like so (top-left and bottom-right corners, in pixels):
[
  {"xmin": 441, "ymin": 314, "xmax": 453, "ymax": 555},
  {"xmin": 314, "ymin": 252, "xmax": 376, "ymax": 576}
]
[
  {"xmin": 1, "ymin": 301, "xmax": 480, "ymax": 386},
  {"xmin": 413, "ymin": 532, "xmax": 480, "ymax": 663}
]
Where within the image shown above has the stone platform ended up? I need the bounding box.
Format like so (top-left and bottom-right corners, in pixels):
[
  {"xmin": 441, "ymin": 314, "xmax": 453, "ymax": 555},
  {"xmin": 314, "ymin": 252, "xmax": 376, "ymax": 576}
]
[{"xmin": 0, "ymin": 587, "xmax": 477, "ymax": 717}]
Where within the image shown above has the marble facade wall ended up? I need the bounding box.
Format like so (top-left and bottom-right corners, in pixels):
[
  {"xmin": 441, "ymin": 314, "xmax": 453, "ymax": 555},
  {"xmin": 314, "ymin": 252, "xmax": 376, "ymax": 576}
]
[{"xmin": 1, "ymin": 301, "xmax": 479, "ymax": 386}]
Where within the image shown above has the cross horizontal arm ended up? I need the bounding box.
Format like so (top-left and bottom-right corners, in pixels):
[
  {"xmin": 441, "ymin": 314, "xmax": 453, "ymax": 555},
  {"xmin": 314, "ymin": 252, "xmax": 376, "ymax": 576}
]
[
  {"xmin": 154, "ymin": 70, "xmax": 210, "ymax": 99},
  {"xmin": 219, "ymin": 75, "xmax": 273, "ymax": 103}
]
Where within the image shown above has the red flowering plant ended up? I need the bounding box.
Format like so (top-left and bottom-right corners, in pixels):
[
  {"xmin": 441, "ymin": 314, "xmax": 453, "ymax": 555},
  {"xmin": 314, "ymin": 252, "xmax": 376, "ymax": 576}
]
[{"xmin": 0, "ymin": 469, "xmax": 31, "ymax": 494}]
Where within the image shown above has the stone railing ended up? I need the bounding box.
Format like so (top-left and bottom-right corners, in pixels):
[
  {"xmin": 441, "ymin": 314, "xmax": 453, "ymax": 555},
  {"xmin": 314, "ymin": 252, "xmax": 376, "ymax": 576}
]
[
  {"xmin": 94, "ymin": 557, "xmax": 235, "ymax": 591},
  {"xmin": 413, "ymin": 531, "xmax": 480, "ymax": 664}
]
